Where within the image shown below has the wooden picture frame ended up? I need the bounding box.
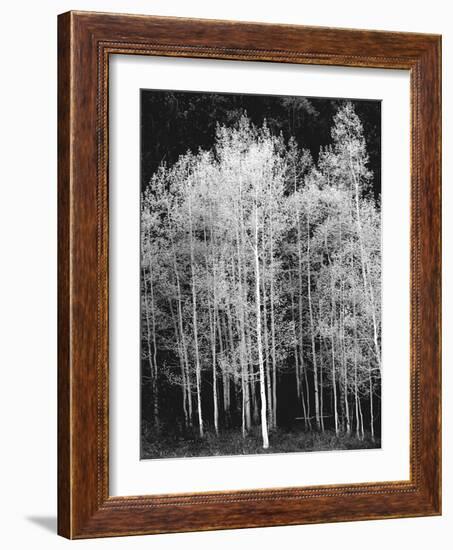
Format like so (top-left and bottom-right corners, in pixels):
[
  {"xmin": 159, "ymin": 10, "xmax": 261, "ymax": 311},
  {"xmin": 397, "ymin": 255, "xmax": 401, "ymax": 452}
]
[{"xmin": 58, "ymin": 10, "xmax": 441, "ymax": 539}]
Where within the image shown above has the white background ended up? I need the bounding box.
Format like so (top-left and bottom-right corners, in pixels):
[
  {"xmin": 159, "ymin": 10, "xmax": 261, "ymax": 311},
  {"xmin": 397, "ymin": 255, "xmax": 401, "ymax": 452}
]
[
  {"xmin": 110, "ymin": 56, "xmax": 410, "ymax": 495},
  {"xmin": 0, "ymin": 0, "xmax": 450, "ymax": 548}
]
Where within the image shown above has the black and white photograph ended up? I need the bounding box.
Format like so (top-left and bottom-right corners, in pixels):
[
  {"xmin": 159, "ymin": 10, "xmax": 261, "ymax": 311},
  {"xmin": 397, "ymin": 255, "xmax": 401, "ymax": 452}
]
[
  {"xmin": 140, "ymin": 89, "xmax": 382, "ymax": 459},
  {"xmin": 0, "ymin": 0, "xmax": 446, "ymax": 545}
]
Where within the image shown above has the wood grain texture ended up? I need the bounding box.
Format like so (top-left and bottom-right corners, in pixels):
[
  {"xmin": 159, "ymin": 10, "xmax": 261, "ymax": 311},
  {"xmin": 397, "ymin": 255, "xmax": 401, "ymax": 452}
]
[
  {"xmin": 57, "ymin": 11, "xmax": 71, "ymax": 538},
  {"xmin": 57, "ymin": 10, "xmax": 441, "ymax": 539}
]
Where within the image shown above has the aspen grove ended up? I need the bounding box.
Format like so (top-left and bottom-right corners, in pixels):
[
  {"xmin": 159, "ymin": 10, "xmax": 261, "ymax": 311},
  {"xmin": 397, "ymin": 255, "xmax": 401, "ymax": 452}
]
[{"xmin": 141, "ymin": 102, "xmax": 381, "ymax": 456}]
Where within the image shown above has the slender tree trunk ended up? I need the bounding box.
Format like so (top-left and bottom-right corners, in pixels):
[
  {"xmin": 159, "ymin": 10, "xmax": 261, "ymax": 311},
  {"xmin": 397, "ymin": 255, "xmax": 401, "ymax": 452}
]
[
  {"xmin": 253, "ymin": 196, "xmax": 269, "ymax": 449},
  {"xmin": 247, "ymin": 317, "xmax": 259, "ymax": 425},
  {"xmin": 340, "ymin": 277, "xmax": 351, "ymax": 435},
  {"xmin": 269, "ymin": 199, "xmax": 278, "ymax": 428},
  {"xmin": 261, "ymin": 237, "xmax": 273, "ymax": 429},
  {"xmin": 233, "ymin": 244, "xmax": 247, "ymax": 437},
  {"xmin": 303, "ymin": 367, "xmax": 312, "ymax": 430},
  {"xmin": 324, "ymin": 225, "xmax": 339, "ymax": 436},
  {"xmin": 168, "ymin": 206, "xmax": 192, "ymax": 426},
  {"xmin": 245, "ymin": 323, "xmax": 254, "ymax": 428},
  {"xmin": 225, "ymin": 296, "xmax": 235, "ymax": 421},
  {"xmin": 330, "ymin": 281, "xmax": 339, "ymax": 436},
  {"xmin": 168, "ymin": 298, "xmax": 189, "ymax": 427},
  {"xmin": 338, "ymin": 219, "xmax": 350, "ymax": 435},
  {"xmin": 351, "ymin": 239, "xmax": 360, "ymax": 440},
  {"xmin": 289, "ymin": 269, "xmax": 308, "ymax": 429},
  {"xmin": 226, "ymin": 263, "xmax": 238, "ymax": 428},
  {"xmin": 369, "ymin": 370, "xmax": 375, "ymax": 441},
  {"xmin": 319, "ymin": 333, "xmax": 325, "ymax": 432},
  {"xmin": 297, "ymin": 209, "xmax": 312, "ymax": 430},
  {"xmin": 142, "ymin": 224, "xmax": 160, "ymax": 430},
  {"xmin": 251, "ymin": 374, "xmax": 259, "ymax": 425},
  {"xmin": 212, "ymin": 218, "xmax": 219, "ymax": 434},
  {"xmin": 238, "ymin": 202, "xmax": 253, "ymax": 430},
  {"xmin": 354, "ymin": 340, "xmax": 360, "ymax": 439},
  {"xmin": 206, "ymin": 205, "xmax": 219, "ymax": 435},
  {"xmin": 306, "ymin": 211, "xmax": 321, "ymax": 430},
  {"xmin": 212, "ymin": 307, "xmax": 219, "ymax": 435},
  {"xmin": 237, "ymin": 176, "xmax": 252, "ymax": 432},
  {"xmin": 358, "ymin": 394, "xmax": 364, "ymax": 440},
  {"xmin": 187, "ymin": 185, "xmax": 203, "ymax": 437},
  {"xmin": 218, "ymin": 314, "xmax": 230, "ymax": 426},
  {"xmin": 142, "ymin": 263, "xmax": 157, "ymax": 427},
  {"xmin": 147, "ymin": 257, "xmax": 159, "ymax": 428}
]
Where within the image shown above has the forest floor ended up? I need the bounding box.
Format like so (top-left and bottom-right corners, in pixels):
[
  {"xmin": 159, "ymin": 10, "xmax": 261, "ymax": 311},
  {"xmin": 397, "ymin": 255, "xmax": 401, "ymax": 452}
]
[{"xmin": 141, "ymin": 424, "xmax": 380, "ymax": 459}]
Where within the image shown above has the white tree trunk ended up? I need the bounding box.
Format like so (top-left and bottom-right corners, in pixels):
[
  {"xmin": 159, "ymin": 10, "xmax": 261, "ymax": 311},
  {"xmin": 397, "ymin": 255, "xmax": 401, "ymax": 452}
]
[
  {"xmin": 254, "ymin": 199, "xmax": 269, "ymax": 449},
  {"xmin": 188, "ymin": 186, "xmax": 203, "ymax": 437},
  {"xmin": 306, "ymin": 211, "xmax": 321, "ymax": 430}
]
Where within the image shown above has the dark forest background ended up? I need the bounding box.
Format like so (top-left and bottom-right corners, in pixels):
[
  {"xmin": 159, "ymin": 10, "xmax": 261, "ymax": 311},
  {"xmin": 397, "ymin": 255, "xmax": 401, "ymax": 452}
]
[{"xmin": 141, "ymin": 90, "xmax": 381, "ymax": 198}]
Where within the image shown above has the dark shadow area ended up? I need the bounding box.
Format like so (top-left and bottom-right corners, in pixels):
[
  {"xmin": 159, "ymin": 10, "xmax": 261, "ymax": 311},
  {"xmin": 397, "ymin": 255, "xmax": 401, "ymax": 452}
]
[{"xmin": 26, "ymin": 516, "xmax": 57, "ymax": 534}]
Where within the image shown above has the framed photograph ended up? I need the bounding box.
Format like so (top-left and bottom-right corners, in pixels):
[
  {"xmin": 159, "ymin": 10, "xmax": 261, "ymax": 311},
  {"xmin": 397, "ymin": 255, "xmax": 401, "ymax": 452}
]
[{"xmin": 58, "ymin": 11, "xmax": 441, "ymax": 539}]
